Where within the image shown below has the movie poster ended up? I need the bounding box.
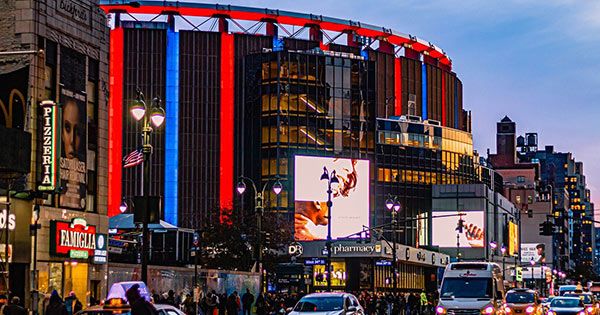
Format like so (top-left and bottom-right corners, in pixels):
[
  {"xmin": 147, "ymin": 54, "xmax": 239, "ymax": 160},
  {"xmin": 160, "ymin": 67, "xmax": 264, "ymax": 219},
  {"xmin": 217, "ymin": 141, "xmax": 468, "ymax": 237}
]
[
  {"xmin": 59, "ymin": 47, "xmax": 87, "ymax": 210},
  {"xmin": 294, "ymin": 156, "xmax": 370, "ymax": 241}
]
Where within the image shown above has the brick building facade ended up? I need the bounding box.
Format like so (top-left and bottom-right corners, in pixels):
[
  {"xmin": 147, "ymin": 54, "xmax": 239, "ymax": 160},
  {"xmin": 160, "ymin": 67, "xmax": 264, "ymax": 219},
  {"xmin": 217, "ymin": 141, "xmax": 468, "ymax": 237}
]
[{"xmin": 0, "ymin": 0, "xmax": 109, "ymax": 308}]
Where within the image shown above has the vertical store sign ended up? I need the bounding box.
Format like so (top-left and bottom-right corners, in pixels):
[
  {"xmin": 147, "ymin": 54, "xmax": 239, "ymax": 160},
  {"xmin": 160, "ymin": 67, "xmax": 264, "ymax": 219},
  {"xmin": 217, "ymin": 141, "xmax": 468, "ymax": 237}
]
[{"xmin": 38, "ymin": 100, "xmax": 60, "ymax": 191}]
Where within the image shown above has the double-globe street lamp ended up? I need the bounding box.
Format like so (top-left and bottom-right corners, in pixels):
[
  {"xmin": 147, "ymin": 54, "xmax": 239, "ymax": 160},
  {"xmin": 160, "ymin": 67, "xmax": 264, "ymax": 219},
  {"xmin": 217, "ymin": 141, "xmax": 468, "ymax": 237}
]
[
  {"xmin": 320, "ymin": 167, "xmax": 339, "ymax": 292},
  {"xmin": 385, "ymin": 196, "xmax": 401, "ymax": 292},
  {"xmin": 129, "ymin": 89, "xmax": 165, "ymax": 284},
  {"xmin": 236, "ymin": 176, "xmax": 283, "ymax": 286}
]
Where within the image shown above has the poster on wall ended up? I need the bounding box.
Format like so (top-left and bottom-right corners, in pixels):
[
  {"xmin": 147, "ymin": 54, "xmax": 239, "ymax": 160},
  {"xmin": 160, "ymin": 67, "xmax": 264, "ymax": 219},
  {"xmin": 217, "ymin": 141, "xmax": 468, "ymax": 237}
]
[
  {"xmin": 59, "ymin": 46, "xmax": 87, "ymax": 210},
  {"xmin": 432, "ymin": 211, "xmax": 484, "ymax": 248},
  {"xmin": 294, "ymin": 156, "xmax": 370, "ymax": 241}
]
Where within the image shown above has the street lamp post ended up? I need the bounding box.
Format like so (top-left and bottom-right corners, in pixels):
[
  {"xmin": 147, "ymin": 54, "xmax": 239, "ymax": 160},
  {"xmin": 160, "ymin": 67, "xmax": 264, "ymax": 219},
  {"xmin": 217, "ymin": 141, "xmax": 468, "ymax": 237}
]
[
  {"xmin": 501, "ymin": 245, "xmax": 507, "ymax": 279},
  {"xmin": 385, "ymin": 196, "xmax": 401, "ymax": 292},
  {"xmin": 530, "ymin": 259, "xmax": 535, "ymax": 289},
  {"xmin": 236, "ymin": 176, "xmax": 283, "ymax": 290},
  {"xmin": 320, "ymin": 167, "xmax": 339, "ymax": 292},
  {"xmin": 129, "ymin": 89, "xmax": 166, "ymax": 284},
  {"xmin": 489, "ymin": 241, "xmax": 497, "ymax": 262}
]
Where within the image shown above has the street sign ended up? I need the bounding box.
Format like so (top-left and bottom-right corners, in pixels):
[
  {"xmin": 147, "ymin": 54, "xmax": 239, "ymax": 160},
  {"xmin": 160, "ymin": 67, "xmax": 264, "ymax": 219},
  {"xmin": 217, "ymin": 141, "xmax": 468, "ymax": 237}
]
[
  {"xmin": 375, "ymin": 260, "xmax": 392, "ymax": 266},
  {"xmin": 304, "ymin": 258, "xmax": 325, "ymax": 266}
]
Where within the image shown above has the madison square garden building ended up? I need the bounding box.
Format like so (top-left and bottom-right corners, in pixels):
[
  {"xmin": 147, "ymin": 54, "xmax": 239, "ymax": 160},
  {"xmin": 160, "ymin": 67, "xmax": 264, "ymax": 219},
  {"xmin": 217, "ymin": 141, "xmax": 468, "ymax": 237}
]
[{"xmin": 102, "ymin": 1, "xmax": 501, "ymax": 291}]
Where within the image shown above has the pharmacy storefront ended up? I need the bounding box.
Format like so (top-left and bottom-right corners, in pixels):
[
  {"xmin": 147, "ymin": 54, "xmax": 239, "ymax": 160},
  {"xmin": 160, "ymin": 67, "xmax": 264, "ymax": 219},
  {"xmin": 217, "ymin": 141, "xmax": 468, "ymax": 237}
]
[
  {"xmin": 297, "ymin": 241, "xmax": 449, "ymax": 292},
  {"xmin": 37, "ymin": 212, "xmax": 108, "ymax": 304}
]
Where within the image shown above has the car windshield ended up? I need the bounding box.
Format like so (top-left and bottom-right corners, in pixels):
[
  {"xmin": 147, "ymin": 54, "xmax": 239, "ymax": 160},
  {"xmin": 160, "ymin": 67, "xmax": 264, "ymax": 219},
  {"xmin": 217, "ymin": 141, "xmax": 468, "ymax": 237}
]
[
  {"xmin": 440, "ymin": 278, "xmax": 492, "ymax": 298},
  {"xmin": 506, "ymin": 293, "xmax": 535, "ymax": 304},
  {"xmin": 294, "ymin": 297, "xmax": 344, "ymax": 312},
  {"xmin": 564, "ymin": 294, "xmax": 593, "ymax": 304},
  {"xmin": 551, "ymin": 299, "xmax": 581, "ymax": 308}
]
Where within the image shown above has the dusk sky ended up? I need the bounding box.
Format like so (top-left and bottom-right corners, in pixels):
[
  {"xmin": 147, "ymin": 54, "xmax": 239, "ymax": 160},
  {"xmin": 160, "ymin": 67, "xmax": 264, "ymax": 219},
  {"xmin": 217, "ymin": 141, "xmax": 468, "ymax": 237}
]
[{"xmin": 218, "ymin": 0, "xmax": 600, "ymax": 208}]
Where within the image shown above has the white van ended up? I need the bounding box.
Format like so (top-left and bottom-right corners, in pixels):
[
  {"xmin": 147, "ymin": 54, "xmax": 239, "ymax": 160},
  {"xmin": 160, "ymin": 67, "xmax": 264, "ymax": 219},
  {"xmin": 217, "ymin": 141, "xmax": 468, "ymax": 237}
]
[{"xmin": 436, "ymin": 262, "xmax": 506, "ymax": 315}]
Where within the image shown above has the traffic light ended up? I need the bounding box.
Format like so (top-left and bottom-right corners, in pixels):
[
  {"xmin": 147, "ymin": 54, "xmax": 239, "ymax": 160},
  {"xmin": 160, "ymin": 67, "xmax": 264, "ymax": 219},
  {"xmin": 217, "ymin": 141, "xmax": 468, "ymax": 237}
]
[
  {"xmin": 261, "ymin": 231, "xmax": 272, "ymax": 246},
  {"xmin": 516, "ymin": 267, "xmax": 523, "ymax": 282},
  {"xmin": 539, "ymin": 221, "xmax": 553, "ymax": 236}
]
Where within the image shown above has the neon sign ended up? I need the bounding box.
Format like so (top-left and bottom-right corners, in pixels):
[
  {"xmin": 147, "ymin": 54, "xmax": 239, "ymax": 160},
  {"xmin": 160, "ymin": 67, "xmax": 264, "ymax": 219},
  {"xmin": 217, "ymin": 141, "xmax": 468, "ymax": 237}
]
[{"xmin": 39, "ymin": 100, "xmax": 60, "ymax": 191}]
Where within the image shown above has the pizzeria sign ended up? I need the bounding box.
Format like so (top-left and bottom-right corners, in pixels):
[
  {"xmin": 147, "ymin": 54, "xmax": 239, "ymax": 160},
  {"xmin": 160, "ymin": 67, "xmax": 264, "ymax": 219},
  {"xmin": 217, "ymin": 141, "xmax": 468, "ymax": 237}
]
[{"xmin": 50, "ymin": 218, "xmax": 97, "ymax": 259}]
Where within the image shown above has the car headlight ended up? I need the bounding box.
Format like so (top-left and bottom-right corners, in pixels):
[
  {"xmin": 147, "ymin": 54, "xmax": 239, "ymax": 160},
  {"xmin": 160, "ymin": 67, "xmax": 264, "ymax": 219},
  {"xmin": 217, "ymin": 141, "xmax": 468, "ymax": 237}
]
[
  {"xmin": 587, "ymin": 307, "xmax": 594, "ymax": 313},
  {"xmin": 579, "ymin": 311, "xmax": 586, "ymax": 315},
  {"xmin": 505, "ymin": 306, "xmax": 512, "ymax": 313},
  {"xmin": 526, "ymin": 306, "xmax": 535, "ymax": 313},
  {"xmin": 436, "ymin": 306, "xmax": 446, "ymax": 315},
  {"xmin": 547, "ymin": 311, "xmax": 555, "ymax": 315},
  {"xmin": 482, "ymin": 306, "xmax": 494, "ymax": 314}
]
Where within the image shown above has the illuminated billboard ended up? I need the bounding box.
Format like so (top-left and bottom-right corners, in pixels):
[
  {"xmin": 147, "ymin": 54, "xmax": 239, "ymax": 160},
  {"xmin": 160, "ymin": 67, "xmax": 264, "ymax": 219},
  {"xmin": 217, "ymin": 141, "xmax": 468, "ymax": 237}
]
[
  {"xmin": 294, "ymin": 156, "xmax": 369, "ymax": 241},
  {"xmin": 521, "ymin": 243, "xmax": 546, "ymax": 263},
  {"xmin": 508, "ymin": 221, "xmax": 519, "ymax": 256},
  {"xmin": 432, "ymin": 211, "xmax": 484, "ymax": 248}
]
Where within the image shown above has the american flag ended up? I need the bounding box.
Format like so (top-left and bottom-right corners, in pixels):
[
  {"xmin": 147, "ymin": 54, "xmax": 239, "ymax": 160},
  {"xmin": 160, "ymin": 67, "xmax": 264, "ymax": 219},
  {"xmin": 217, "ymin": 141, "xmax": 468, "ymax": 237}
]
[{"xmin": 123, "ymin": 148, "xmax": 144, "ymax": 168}]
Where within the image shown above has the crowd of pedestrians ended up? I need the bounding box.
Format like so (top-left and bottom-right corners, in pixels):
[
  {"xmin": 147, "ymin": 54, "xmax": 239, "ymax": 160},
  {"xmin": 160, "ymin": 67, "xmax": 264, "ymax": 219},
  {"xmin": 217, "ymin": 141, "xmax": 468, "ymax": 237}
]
[
  {"xmin": 356, "ymin": 291, "xmax": 438, "ymax": 315},
  {"xmin": 167, "ymin": 289, "xmax": 438, "ymax": 315},
  {"xmin": 0, "ymin": 286, "xmax": 438, "ymax": 315}
]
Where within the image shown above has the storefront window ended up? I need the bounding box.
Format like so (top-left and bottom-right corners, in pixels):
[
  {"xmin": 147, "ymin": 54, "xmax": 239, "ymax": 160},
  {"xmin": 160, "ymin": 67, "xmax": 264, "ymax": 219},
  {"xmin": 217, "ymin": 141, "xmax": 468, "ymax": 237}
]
[
  {"xmin": 313, "ymin": 262, "xmax": 346, "ymax": 287},
  {"xmin": 64, "ymin": 262, "xmax": 88, "ymax": 302},
  {"xmin": 39, "ymin": 262, "xmax": 88, "ymax": 301}
]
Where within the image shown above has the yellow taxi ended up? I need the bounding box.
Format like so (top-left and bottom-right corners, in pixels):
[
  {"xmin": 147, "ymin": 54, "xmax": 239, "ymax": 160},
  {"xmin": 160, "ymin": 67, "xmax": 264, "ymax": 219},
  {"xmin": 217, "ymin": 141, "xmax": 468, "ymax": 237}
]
[{"xmin": 504, "ymin": 289, "xmax": 544, "ymax": 315}]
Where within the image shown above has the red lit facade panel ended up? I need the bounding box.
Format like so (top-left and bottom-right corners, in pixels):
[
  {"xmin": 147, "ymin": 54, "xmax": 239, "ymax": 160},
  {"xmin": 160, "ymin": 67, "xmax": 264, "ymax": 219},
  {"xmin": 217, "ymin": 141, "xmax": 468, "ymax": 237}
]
[
  {"xmin": 108, "ymin": 27, "xmax": 124, "ymax": 217},
  {"xmin": 219, "ymin": 32, "xmax": 235, "ymax": 223},
  {"xmin": 394, "ymin": 58, "xmax": 401, "ymax": 116}
]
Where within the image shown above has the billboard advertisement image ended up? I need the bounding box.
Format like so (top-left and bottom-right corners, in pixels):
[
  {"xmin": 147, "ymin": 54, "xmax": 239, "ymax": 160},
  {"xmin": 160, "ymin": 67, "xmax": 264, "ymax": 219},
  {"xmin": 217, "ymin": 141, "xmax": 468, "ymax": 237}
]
[
  {"xmin": 432, "ymin": 211, "xmax": 484, "ymax": 248},
  {"xmin": 59, "ymin": 47, "xmax": 87, "ymax": 210},
  {"xmin": 521, "ymin": 243, "xmax": 546, "ymax": 263},
  {"xmin": 294, "ymin": 156, "xmax": 369, "ymax": 241}
]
